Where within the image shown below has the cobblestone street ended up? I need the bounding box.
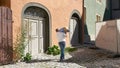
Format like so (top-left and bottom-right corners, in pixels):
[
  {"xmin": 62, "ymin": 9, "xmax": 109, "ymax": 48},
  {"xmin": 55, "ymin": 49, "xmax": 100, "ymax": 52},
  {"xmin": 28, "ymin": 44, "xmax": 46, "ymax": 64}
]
[{"xmin": 0, "ymin": 46, "xmax": 120, "ymax": 68}]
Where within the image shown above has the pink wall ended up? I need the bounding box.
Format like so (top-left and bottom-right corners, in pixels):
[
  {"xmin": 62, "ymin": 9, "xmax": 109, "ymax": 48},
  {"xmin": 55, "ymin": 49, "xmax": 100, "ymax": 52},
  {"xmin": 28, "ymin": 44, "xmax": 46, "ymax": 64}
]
[
  {"xmin": 11, "ymin": 0, "xmax": 83, "ymax": 47},
  {"xmin": 96, "ymin": 20, "xmax": 118, "ymax": 53}
]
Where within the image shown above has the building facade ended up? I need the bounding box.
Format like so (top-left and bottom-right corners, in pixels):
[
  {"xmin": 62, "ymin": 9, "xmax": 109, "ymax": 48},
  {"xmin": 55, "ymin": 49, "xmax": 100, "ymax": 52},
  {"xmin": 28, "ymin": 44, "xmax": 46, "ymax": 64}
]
[
  {"xmin": 109, "ymin": 0, "xmax": 120, "ymax": 19},
  {"xmin": 0, "ymin": 0, "xmax": 83, "ymax": 57},
  {"xmin": 96, "ymin": 0, "xmax": 120, "ymax": 54},
  {"xmin": 84, "ymin": 0, "xmax": 110, "ymax": 43}
]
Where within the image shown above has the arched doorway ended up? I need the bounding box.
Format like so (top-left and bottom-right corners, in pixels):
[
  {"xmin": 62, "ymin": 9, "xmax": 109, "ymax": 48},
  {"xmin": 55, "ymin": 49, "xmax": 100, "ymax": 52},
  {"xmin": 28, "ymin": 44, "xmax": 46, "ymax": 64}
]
[
  {"xmin": 69, "ymin": 11, "xmax": 82, "ymax": 46},
  {"xmin": 22, "ymin": 5, "xmax": 50, "ymax": 56}
]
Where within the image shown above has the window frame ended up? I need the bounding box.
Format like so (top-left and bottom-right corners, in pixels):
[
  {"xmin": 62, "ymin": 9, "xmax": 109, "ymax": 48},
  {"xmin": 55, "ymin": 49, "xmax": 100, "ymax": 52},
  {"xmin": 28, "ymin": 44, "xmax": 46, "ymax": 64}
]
[{"xmin": 96, "ymin": 14, "xmax": 101, "ymax": 22}]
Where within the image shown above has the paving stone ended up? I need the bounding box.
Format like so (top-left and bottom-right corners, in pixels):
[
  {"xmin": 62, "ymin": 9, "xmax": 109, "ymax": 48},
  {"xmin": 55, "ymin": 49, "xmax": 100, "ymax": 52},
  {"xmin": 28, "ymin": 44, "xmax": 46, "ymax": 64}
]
[{"xmin": 0, "ymin": 47, "xmax": 120, "ymax": 68}]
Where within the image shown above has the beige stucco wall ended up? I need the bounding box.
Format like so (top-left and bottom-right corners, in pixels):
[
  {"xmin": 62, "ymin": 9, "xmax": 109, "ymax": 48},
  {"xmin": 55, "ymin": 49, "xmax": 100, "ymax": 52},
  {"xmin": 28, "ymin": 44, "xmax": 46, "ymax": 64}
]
[
  {"xmin": 96, "ymin": 20, "xmax": 118, "ymax": 53},
  {"xmin": 10, "ymin": 0, "xmax": 83, "ymax": 47},
  {"xmin": 117, "ymin": 20, "xmax": 120, "ymax": 54}
]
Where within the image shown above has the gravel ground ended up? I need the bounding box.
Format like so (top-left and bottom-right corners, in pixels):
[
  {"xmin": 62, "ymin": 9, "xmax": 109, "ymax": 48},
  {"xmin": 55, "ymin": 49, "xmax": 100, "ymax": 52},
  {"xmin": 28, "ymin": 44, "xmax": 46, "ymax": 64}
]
[
  {"xmin": 67, "ymin": 46, "xmax": 120, "ymax": 68},
  {"xmin": 0, "ymin": 46, "xmax": 120, "ymax": 68}
]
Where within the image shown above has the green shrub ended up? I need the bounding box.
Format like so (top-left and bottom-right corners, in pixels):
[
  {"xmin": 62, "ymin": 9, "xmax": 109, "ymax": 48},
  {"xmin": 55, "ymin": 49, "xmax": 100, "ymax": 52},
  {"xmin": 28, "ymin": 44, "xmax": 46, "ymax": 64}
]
[
  {"xmin": 65, "ymin": 47, "xmax": 77, "ymax": 53},
  {"xmin": 46, "ymin": 45, "xmax": 77, "ymax": 56},
  {"xmin": 23, "ymin": 53, "xmax": 32, "ymax": 62},
  {"xmin": 46, "ymin": 45, "xmax": 60, "ymax": 56},
  {"xmin": 13, "ymin": 26, "xmax": 27, "ymax": 61}
]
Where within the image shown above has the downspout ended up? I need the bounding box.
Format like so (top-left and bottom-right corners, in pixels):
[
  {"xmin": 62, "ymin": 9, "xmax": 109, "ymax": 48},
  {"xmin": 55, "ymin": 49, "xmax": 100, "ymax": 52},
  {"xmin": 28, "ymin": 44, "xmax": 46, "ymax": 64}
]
[
  {"xmin": 116, "ymin": 20, "xmax": 118, "ymax": 54},
  {"xmin": 82, "ymin": 0, "xmax": 84, "ymax": 44}
]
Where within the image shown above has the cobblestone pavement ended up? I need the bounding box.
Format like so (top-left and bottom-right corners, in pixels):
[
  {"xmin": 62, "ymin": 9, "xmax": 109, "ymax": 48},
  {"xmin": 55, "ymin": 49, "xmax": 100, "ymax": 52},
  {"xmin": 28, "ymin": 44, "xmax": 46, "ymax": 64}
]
[{"xmin": 0, "ymin": 46, "xmax": 120, "ymax": 68}]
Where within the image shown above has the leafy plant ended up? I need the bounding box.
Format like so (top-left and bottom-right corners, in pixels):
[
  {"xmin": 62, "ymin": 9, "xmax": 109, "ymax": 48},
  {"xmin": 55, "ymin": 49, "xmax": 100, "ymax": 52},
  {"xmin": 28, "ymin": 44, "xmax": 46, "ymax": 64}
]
[
  {"xmin": 46, "ymin": 45, "xmax": 60, "ymax": 56},
  {"xmin": 46, "ymin": 45, "xmax": 78, "ymax": 56},
  {"xmin": 13, "ymin": 24, "xmax": 28, "ymax": 62},
  {"xmin": 23, "ymin": 53, "xmax": 32, "ymax": 62},
  {"xmin": 65, "ymin": 47, "xmax": 78, "ymax": 53}
]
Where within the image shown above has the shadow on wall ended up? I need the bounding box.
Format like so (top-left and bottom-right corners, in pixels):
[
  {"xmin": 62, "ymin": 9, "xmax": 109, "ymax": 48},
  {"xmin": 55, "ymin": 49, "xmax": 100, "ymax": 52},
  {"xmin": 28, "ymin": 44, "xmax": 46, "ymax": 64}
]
[
  {"xmin": 71, "ymin": 22, "xmax": 79, "ymax": 45},
  {"xmin": 103, "ymin": 8, "xmax": 111, "ymax": 21},
  {"xmin": 71, "ymin": 19, "xmax": 82, "ymax": 46},
  {"xmin": 105, "ymin": 0, "xmax": 120, "ymax": 20},
  {"xmin": 103, "ymin": 0, "xmax": 111, "ymax": 21},
  {"xmin": 70, "ymin": 13, "xmax": 83, "ymax": 46},
  {"xmin": 84, "ymin": 24, "xmax": 91, "ymax": 44}
]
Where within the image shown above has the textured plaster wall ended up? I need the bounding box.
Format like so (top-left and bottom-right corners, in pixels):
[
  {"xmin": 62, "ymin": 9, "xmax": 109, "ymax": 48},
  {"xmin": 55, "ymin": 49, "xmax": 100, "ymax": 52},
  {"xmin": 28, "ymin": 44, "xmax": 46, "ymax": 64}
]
[
  {"xmin": 84, "ymin": 0, "xmax": 106, "ymax": 41},
  {"xmin": 10, "ymin": 0, "xmax": 83, "ymax": 46},
  {"xmin": 96, "ymin": 20, "xmax": 118, "ymax": 53}
]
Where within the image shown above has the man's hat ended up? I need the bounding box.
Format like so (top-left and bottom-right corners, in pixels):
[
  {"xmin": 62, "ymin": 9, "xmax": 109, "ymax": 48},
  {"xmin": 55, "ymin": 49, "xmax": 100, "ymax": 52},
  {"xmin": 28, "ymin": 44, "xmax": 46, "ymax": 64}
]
[{"xmin": 59, "ymin": 27, "xmax": 69, "ymax": 33}]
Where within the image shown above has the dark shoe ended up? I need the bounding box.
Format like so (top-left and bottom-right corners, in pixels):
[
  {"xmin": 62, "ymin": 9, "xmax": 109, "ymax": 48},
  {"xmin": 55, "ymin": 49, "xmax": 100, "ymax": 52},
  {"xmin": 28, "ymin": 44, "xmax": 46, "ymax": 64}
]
[{"xmin": 59, "ymin": 59, "xmax": 64, "ymax": 62}]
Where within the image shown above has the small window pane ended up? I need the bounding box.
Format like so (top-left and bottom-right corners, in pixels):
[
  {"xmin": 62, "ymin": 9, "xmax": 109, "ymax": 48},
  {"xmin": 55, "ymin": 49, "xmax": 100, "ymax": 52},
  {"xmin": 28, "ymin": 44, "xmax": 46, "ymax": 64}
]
[{"xmin": 96, "ymin": 15, "xmax": 101, "ymax": 22}]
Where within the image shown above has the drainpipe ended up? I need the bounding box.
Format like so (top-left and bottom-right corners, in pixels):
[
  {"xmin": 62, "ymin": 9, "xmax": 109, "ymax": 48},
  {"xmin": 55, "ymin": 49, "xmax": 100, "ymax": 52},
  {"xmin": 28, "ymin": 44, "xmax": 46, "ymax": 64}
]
[
  {"xmin": 82, "ymin": 0, "xmax": 84, "ymax": 44},
  {"xmin": 116, "ymin": 20, "xmax": 119, "ymax": 54}
]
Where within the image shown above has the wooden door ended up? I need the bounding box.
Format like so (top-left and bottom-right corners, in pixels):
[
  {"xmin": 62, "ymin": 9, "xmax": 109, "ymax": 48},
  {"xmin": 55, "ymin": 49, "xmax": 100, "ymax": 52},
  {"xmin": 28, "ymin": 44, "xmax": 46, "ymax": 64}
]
[{"xmin": 24, "ymin": 18, "xmax": 44, "ymax": 56}]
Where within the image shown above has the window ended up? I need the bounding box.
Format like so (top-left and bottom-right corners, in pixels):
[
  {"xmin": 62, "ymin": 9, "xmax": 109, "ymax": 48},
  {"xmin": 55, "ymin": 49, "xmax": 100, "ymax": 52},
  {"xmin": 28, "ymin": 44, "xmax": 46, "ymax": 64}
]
[{"xmin": 96, "ymin": 14, "xmax": 101, "ymax": 22}]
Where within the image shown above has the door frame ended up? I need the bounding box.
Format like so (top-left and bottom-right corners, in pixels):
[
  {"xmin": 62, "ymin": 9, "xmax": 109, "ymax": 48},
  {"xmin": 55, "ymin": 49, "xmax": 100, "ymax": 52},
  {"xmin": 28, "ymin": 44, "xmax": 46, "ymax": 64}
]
[
  {"xmin": 21, "ymin": 2, "xmax": 52, "ymax": 53},
  {"xmin": 69, "ymin": 17, "xmax": 79, "ymax": 45},
  {"xmin": 69, "ymin": 10, "xmax": 83, "ymax": 46}
]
